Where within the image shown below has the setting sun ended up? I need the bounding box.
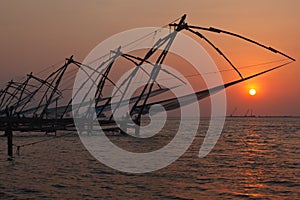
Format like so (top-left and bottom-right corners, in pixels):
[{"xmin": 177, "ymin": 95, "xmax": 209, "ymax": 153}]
[{"xmin": 249, "ymin": 88, "xmax": 257, "ymax": 96}]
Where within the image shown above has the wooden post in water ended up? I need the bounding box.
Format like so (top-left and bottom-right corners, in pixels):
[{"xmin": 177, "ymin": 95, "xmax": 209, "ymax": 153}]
[
  {"xmin": 120, "ymin": 113, "xmax": 129, "ymax": 135},
  {"xmin": 55, "ymin": 98, "xmax": 58, "ymax": 136},
  {"xmin": 6, "ymin": 128, "xmax": 13, "ymax": 160},
  {"xmin": 134, "ymin": 116, "xmax": 140, "ymax": 137},
  {"xmin": 6, "ymin": 106, "xmax": 13, "ymax": 160}
]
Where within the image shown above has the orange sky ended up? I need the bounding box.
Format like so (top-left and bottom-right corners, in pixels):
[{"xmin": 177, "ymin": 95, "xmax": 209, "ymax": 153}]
[{"xmin": 0, "ymin": 0, "xmax": 299, "ymax": 116}]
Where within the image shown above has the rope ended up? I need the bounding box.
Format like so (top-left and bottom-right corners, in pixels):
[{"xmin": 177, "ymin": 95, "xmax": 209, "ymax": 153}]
[
  {"xmin": 92, "ymin": 59, "xmax": 289, "ymax": 86},
  {"xmin": 79, "ymin": 16, "xmax": 182, "ymax": 67},
  {"xmin": 13, "ymin": 131, "xmax": 75, "ymax": 155},
  {"xmin": 35, "ymin": 59, "xmax": 65, "ymax": 77}
]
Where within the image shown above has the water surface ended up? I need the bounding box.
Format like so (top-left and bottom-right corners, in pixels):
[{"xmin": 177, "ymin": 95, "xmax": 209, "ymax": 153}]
[{"xmin": 0, "ymin": 117, "xmax": 299, "ymax": 199}]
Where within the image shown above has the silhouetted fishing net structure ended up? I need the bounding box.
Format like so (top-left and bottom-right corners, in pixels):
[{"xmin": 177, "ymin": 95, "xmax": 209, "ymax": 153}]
[{"xmin": 0, "ymin": 14, "xmax": 295, "ymax": 141}]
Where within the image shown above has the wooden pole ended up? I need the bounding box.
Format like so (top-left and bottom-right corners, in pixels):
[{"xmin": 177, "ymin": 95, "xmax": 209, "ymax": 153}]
[
  {"xmin": 6, "ymin": 128, "xmax": 13, "ymax": 160},
  {"xmin": 134, "ymin": 116, "xmax": 140, "ymax": 137},
  {"xmin": 6, "ymin": 106, "xmax": 13, "ymax": 160},
  {"xmin": 55, "ymin": 98, "xmax": 58, "ymax": 136}
]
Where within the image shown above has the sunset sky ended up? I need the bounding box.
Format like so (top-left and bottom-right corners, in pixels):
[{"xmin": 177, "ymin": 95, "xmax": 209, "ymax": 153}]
[{"xmin": 0, "ymin": 0, "xmax": 299, "ymax": 116}]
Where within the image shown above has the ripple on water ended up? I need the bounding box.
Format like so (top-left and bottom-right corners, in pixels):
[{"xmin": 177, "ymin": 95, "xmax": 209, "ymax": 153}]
[{"xmin": 0, "ymin": 117, "xmax": 299, "ymax": 199}]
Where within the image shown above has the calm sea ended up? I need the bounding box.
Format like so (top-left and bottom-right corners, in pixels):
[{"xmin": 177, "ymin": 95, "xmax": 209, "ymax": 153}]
[{"xmin": 0, "ymin": 117, "xmax": 299, "ymax": 199}]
